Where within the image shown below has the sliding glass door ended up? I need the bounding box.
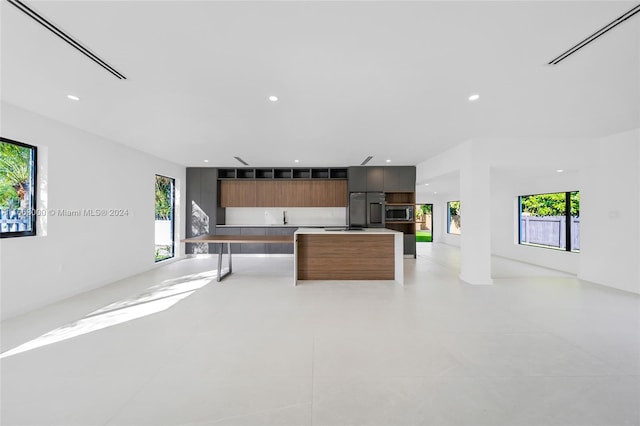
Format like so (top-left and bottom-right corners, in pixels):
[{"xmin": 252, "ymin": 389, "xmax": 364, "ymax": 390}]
[{"xmin": 415, "ymin": 204, "xmax": 433, "ymax": 242}]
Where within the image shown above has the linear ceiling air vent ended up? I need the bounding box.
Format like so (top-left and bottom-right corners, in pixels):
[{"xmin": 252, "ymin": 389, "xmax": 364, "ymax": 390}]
[
  {"xmin": 360, "ymin": 156, "xmax": 373, "ymax": 166},
  {"xmin": 549, "ymin": 4, "xmax": 640, "ymax": 65},
  {"xmin": 234, "ymin": 156, "xmax": 249, "ymax": 166},
  {"xmin": 7, "ymin": 0, "xmax": 127, "ymax": 79}
]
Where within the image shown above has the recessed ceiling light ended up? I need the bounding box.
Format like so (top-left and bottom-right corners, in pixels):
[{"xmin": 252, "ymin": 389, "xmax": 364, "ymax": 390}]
[
  {"xmin": 294, "ymin": 159, "xmax": 299, "ymax": 163},
  {"xmin": 204, "ymin": 160, "xmax": 209, "ymax": 163},
  {"xmin": 385, "ymin": 159, "xmax": 391, "ymax": 163},
  {"xmin": 268, "ymin": 95, "xmax": 278, "ymax": 102},
  {"xmin": 67, "ymin": 94, "xmax": 80, "ymax": 101},
  {"xmin": 434, "ymin": 192, "xmax": 438, "ymax": 194},
  {"xmin": 468, "ymin": 94, "xmax": 480, "ymax": 101},
  {"xmin": 556, "ymin": 169, "xmax": 564, "ymax": 173},
  {"xmin": 424, "ymin": 183, "xmax": 429, "ymax": 186}
]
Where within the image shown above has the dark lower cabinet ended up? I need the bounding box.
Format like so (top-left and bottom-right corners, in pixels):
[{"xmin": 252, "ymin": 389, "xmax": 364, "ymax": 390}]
[
  {"xmin": 403, "ymin": 234, "xmax": 416, "ymax": 257},
  {"xmin": 240, "ymin": 227, "xmax": 266, "ymax": 254},
  {"xmin": 214, "ymin": 227, "xmax": 240, "ymax": 254},
  {"xmin": 267, "ymin": 227, "xmax": 297, "ymax": 254},
  {"xmin": 215, "ymin": 226, "xmax": 297, "ymax": 254}
]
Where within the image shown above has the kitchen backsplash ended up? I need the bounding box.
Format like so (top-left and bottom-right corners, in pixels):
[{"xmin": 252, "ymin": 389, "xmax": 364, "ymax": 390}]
[{"xmin": 225, "ymin": 207, "xmax": 347, "ymax": 226}]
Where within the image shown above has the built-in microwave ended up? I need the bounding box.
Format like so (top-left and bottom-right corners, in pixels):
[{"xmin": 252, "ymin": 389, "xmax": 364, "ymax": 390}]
[{"xmin": 385, "ymin": 205, "xmax": 413, "ymax": 221}]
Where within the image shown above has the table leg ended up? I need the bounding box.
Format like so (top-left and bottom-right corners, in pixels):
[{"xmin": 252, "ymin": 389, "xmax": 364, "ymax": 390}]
[
  {"xmin": 216, "ymin": 242, "xmax": 233, "ymax": 282},
  {"xmin": 217, "ymin": 243, "xmax": 223, "ymax": 282}
]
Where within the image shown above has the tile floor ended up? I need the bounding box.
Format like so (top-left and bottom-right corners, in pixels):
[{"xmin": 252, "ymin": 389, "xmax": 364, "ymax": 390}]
[{"xmin": 1, "ymin": 244, "xmax": 639, "ymax": 425}]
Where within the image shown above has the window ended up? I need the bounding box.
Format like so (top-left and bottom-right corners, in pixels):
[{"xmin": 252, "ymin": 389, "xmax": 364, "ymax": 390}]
[
  {"xmin": 519, "ymin": 191, "xmax": 580, "ymax": 252},
  {"xmin": 155, "ymin": 175, "xmax": 175, "ymax": 261},
  {"xmin": 0, "ymin": 138, "xmax": 37, "ymax": 238},
  {"xmin": 447, "ymin": 201, "xmax": 460, "ymax": 234}
]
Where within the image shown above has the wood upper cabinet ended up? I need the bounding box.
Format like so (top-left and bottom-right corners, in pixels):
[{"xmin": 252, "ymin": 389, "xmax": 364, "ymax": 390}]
[
  {"xmin": 255, "ymin": 181, "xmax": 280, "ymax": 207},
  {"xmin": 314, "ymin": 180, "xmax": 348, "ymax": 207},
  {"xmin": 220, "ymin": 180, "xmax": 347, "ymax": 207},
  {"xmin": 278, "ymin": 180, "xmax": 347, "ymax": 207},
  {"xmin": 219, "ymin": 181, "xmax": 256, "ymax": 207},
  {"xmin": 278, "ymin": 181, "xmax": 308, "ymax": 206}
]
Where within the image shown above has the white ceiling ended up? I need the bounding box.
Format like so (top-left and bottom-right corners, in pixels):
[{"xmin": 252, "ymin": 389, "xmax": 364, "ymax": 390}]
[{"xmin": 2, "ymin": 1, "xmax": 639, "ymax": 168}]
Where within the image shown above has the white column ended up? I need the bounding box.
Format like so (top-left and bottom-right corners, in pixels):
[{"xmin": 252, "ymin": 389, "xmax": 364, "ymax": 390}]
[
  {"xmin": 432, "ymin": 200, "xmax": 445, "ymax": 243},
  {"xmin": 459, "ymin": 141, "xmax": 493, "ymax": 285}
]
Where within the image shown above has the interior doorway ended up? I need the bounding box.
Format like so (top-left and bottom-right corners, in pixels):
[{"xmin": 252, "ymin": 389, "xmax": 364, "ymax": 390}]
[{"xmin": 415, "ymin": 204, "xmax": 433, "ymax": 243}]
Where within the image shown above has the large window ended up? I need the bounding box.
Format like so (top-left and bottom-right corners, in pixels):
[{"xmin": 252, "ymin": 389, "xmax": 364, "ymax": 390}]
[
  {"xmin": 447, "ymin": 201, "xmax": 460, "ymax": 235},
  {"xmin": 519, "ymin": 191, "xmax": 580, "ymax": 252},
  {"xmin": 155, "ymin": 175, "xmax": 175, "ymax": 262},
  {"xmin": 0, "ymin": 138, "xmax": 36, "ymax": 238}
]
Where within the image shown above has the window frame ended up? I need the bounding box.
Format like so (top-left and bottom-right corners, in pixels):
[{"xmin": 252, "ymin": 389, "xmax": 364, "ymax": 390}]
[
  {"xmin": 154, "ymin": 174, "xmax": 175, "ymax": 262},
  {"xmin": 0, "ymin": 137, "xmax": 37, "ymax": 239},
  {"xmin": 518, "ymin": 190, "xmax": 579, "ymax": 252},
  {"xmin": 447, "ymin": 200, "xmax": 460, "ymax": 235}
]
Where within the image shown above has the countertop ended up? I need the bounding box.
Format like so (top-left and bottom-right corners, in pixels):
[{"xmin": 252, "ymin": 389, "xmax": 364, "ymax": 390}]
[
  {"xmin": 216, "ymin": 224, "xmax": 343, "ymax": 228},
  {"xmin": 295, "ymin": 227, "xmax": 402, "ymax": 235}
]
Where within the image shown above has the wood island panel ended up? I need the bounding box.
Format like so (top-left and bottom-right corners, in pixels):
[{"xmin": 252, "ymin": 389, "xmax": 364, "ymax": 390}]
[{"xmin": 297, "ymin": 234, "xmax": 394, "ymax": 280}]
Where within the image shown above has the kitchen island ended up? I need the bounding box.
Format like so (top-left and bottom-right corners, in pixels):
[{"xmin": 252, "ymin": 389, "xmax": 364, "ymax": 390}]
[{"xmin": 294, "ymin": 228, "xmax": 403, "ymax": 285}]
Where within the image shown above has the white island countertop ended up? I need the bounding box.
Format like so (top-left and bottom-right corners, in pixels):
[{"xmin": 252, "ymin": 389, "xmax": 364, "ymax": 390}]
[
  {"xmin": 295, "ymin": 227, "xmax": 402, "ymax": 235},
  {"xmin": 216, "ymin": 224, "xmax": 343, "ymax": 228}
]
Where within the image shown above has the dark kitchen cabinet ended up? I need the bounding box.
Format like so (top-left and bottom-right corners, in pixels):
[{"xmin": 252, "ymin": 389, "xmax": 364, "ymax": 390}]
[
  {"xmin": 214, "ymin": 226, "xmax": 241, "ymax": 254},
  {"xmin": 403, "ymin": 234, "xmax": 416, "ymax": 257},
  {"xmin": 366, "ymin": 167, "xmax": 385, "ymax": 192},
  {"xmin": 384, "ymin": 166, "xmax": 416, "ymax": 192},
  {"xmin": 240, "ymin": 227, "xmax": 266, "ymax": 254},
  {"xmin": 185, "ymin": 168, "xmax": 218, "ymax": 254},
  {"xmin": 214, "ymin": 226, "xmax": 297, "ymax": 254},
  {"xmin": 267, "ymin": 227, "xmax": 297, "ymax": 254},
  {"xmin": 349, "ymin": 166, "xmax": 415, "ymax": 193},
  {"xmin": 348, "ymin": 166, "xmax": 367, "ymax": 192}
]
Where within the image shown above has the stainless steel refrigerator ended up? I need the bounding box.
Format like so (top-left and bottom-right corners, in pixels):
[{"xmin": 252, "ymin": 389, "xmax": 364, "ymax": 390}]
[
  {"xmin": 366, "ymin": 192, "xmax": 386, "ymax": 228},
  {"xmin": 349, "ymin": 192, "xmax": 385, "ymax": 228},
  {"xmin": 349, "ymin": 192, "xmax": 366, "ymax": 228}
]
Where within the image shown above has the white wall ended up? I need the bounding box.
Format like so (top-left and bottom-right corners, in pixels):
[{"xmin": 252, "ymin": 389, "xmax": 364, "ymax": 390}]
[
  {"xmin": 578, "ymin": 129, "xmax": 640, "ymax": 293},
  {"xmin": 416, "ymin": 149, "xmax": 462, "ymax": 247},
  {"xmin": 0, "ymin": 103, "xmax": 186, "ymax": 319}
]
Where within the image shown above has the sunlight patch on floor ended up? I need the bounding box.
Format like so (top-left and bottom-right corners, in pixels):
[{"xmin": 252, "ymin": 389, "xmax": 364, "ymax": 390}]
[{"xmin": 0, "ymin": 270, "xmax": 218, "ymax": 359}]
